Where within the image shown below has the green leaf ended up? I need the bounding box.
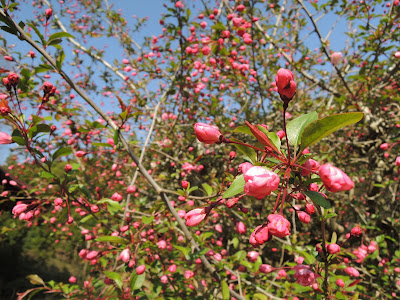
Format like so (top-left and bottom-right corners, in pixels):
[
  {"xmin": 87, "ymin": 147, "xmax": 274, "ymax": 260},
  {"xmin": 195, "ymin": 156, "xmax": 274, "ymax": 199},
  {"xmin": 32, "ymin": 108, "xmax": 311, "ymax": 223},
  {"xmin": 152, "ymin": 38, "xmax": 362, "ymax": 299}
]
[
  {"xmin": 97, "ymin": 199, "xmax": 122, "ymax": 215},
  {"xmin": 221, "ymin": 280, "xmax": 230, "ymax": 300},
  {"xmin": 300, "ymin": 113, "xmax": 363, "ymax": 152},
  {"xmin": 231, "ymin": 138, "xmax": 257, "ymax": 163},
  {"xmin": 131, "ymin": 273, "xmax": 145, "ymax": 290},
  {"xmin": 53, "ymin": 148, "xmax": 72, "ymax": 160},
  {"xmin": 222, "ymin": 174, "xmax": 244, "ymax": 199},
  {"xmin": 202, "ymin": 183, "xmax": 213, "ymax": 196},
  {"xmin": 286, "ymin": 112, "xmax": 318, "ymax": 147},
  {"xmin": 232, "ymin": 237, "xmax": 239, "ymax": 249},
  {"xmin": 39, "ymin": 171, "xmax": 55, "ymax": 179},
  {"xmin": 92, "ymin": 142, "xmax": 112, "ymax": 148},
  {"xmin": 233, "ymin": 125, "xmax": 252, "ymax": 135},
  {"xmin": 142, "ymin": 215, "xmax": 154, "ymax": 224},
  {"xmin": 27, "ymin": 22, "xmax": 45, "ymax": 45},
  {"xmin": 95, "ymin": 236, "xmax": 128, "ymax": 244},
  {"xmin": 305, "ymin": 191, "xmax": 331, "ymax": 209},
  {"xmin": 104, "ymin": 271, "xmax": 122, "ymax": 290},
  {"xmin": 12, "ymin": 136, "xmax": 26, "ymax": 146},
  {"xmin": 173, "ymin": 244, "xmax": 190, "ymax": 260},
  {"xmin": 80, "ymin": 214, "xmax": 93, "ymax": 223},
  {"xmin": 48, "ymin": 32, "xmax": 75, "ymax": 42},
  {"xmin": 56, "ymin": 50, "xmax": 65, "ymax": 70}
]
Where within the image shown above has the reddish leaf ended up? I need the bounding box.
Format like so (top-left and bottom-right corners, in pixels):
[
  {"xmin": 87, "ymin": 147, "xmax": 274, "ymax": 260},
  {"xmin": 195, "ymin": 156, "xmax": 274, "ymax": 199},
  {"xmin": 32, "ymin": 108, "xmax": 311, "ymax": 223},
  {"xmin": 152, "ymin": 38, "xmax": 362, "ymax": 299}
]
[
  {"xmin": 349, "ymin": 279, "xmax": 362, "ymax": 287},
  {"xmin": 245, "ymin": 120, "xmax": 279, "ymax": 154}
]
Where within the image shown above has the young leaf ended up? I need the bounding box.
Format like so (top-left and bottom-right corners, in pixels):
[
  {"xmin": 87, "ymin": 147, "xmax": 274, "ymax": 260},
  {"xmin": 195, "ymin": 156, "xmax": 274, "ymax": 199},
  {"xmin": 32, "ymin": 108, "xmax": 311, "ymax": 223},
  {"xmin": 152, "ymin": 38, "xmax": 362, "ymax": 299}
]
[
  {"xmin": 104, "ymin": 271, "xmax": 122, "ymax": 290},
  {"xmin": 142, "ymin": 215, "xmax": 154, "ymax": 224},
  {"xmin": 300, "ymin": 112, "xmax": 363, "ymax": 152},
  {"xmin": 286, "ymin": 111, "xmax": 318, "ymax": 147},
  {"xmin": 131, "ymin": 273, "xmax": 145, "ymax": 290},
  {"xmin": 48, "ymin": 32, "xmax": 75, "ymax": 42},
  {"xmin": 222, "ymin": 174, "xmax": 245, "ymax": 199},
  {"xmin": 95, "ymin": 236, "xmax": 128, "ymax": 244},
  {"xmin": 257, "ymin": 125, "xmax": 281, "ymax": 151},
  {"xmin": 305, "ymin": 191, "xmax": 331, "ymax": 209},
  {"xmin": 245, "ymin": 121, "xmax": 280, "ymax": 154},
  {"xmin": 202, "ymin": 183, "xmax": 213, "ymax": 196}
]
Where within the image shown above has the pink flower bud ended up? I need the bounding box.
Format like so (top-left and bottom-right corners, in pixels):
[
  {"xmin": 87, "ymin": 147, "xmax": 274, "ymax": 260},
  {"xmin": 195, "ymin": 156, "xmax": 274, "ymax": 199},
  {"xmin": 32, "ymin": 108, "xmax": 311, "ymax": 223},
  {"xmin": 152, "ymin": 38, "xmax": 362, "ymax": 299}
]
[
  {"xmin": 259, "ymin": 264, "xmax": 273, "ymax": 273},
  {"xmin": 86, "ymin": 250, "xmax": 98, "ymax": 260},
  {"xmin": 306, "ymin": 203, "xmax": 315, "ymax": 215},
  {"xmin": 319, "ymin": 164, "xmax": 354, "ymax": 193},
  {"xmin": 69, "ymin": 276, "xmax": 77, "ymax": 283},
  {"xmin": 12, "ymin": 203, "xmax": 28, "ymax": 217},
  {"xmin": 275, "ymin": 68, "xmax": 297, "ymax": 101},
  {"xmin": 236, "ymin": 221, "xmax": 246, "ymax": 234},
  {"xmin": 380, "ymin": 143, "xmax": 389, "ymax": 150},
  {"xmin": 136, "ymin": 265, "xmax": 146, "ymax": 275},
  {"xmin": 127, "ymin": 185, "xmax": 136, "ymax": 193},
  {"xmin": 276, "ymin": 130, "xmax": 285, "ymax": 139},
  {"xmin": 75, "ymin": 151, "xmax": 86, "ymax": 157},
  {"xmin": 0, "ymin": 132, "xmax": 12, "ymax": 144},
  {"xmin": 169, "ymin": 264, "xmax": 177, "ymax": 273},
  {"xmin": 185, "ymin": 208, "xmax": 207, "ymax": 227},
  {"xmin": 157, "ymin": 240, "xmax": 167, "ymax": 249},
  {"xmin": 301, "ymin": 159, "xmax": 320, "ymax": 176},
  {"xmin": 243, "ymin": 166, "xmax": 280, "ymax": 200},
  {"xmin": 345, "ymin": 267, "xmax": 360, "ymax": 277},
  {"xmin": 267, "ymin": 214, "xmax": 291, "ymax": 238},
  {"xmin": 336, "ymin": 278, "xmax": 345, "ymax": 287},
  {"xmin": 247, "ymin": 251, "xmax": 259, "ymax": 262},
  {"xmin": 181, "ymin": 180, "xmax": 189, "ymax": 189},
  {"xmin": 45, "ymin": 8, "xmax": 53, "ymax": 19},
  {"xmin": 194, "ymin": 123, "xmax": 222, "ymax": 144},
  {"xmin": 297, "ymin": 211, "xmax": 311, "ymax": 224},
  {"xmin": 395, "ymin": 157, "xmax": 400, "ymax": 166},
  {"xmin": 64, "ymin": 164, "xmax": 72, "ymax": 172},
  {"xmin": 327, "ymin": 243, "xmax": 341, "ymax": 254},
  {"xmin": 160, "ymin": 275, "xmax": 168, "ymax": 284}
]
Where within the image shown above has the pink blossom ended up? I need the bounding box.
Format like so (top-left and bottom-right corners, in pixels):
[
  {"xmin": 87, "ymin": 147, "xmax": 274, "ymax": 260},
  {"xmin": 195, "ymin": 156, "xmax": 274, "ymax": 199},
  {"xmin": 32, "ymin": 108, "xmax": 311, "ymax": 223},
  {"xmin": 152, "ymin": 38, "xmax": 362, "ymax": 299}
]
[
  {"xmin": 185, "ymin": 208, "xmax": 207, "ymax": 227},
  {"xmin": 351, "ymin": 226, "xmax": 362, "ymax": 237},
  {"xmin": 247, "ymin": 251, "xmax": 259, "ymax": 262},
  {"xmin": 306, "ymin": 203, "xmax": 316, "ymax": 214},
  {"xmin": 160, "ymin": 275, "xmax": 168, "ymax": 284},
  {"xmin": 86, "ymin": 250, "xmax": 98, "ymax": 260},
  {"xmin": 293, "ymin": 265, "xmax": 316, "ymax": 286},
  {"xmin": 327, "ymin": 243, "xmax": 341, "ymax": 254},
  {"xmin": 319, "ymin": 164, "xmax": 354, "ymax": 192},
  {"xmin": 243, "ymin": 166, "xmax": 280, "ymax": 200},
  {"xmin": 157, "ymin": 240, "xmax": 167, "ymax": 249},
  {"xmin": 169, "ymin": 264, "xmax": 177, "ymax": 273},
  {"xmin": 331, "ymin": 52, "xmax": 343, "ymax": 65},
  {"xmin": 395, "ymin": 157, "xmax": 400, "ymax": 166},
  {"xmin": 119, "ymin": 249, "xmax": 131, "ymax": 263},
  {"xmin": 239, "ymin": 162, "xmax": 253, "ymax": 175},
  {"xmin": 249, "ymin": 225, "xmax": 270, "ymax": 247},
  {"xmin": 0, "ymin": 132, "xmax": 12, "ymax": 144},
  {"xmin": 194, "ymin": 123, "xmax": 222, "ymax": 144},
  {"xmin": 267, "ymin": 214, "xmax": 291, "ymax": 238},
  {"xmin": 184, "ymin": 270, "xmax": 194, "ymax": 279}
]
